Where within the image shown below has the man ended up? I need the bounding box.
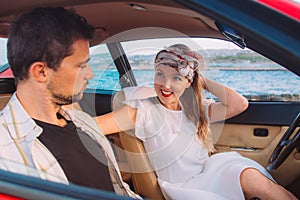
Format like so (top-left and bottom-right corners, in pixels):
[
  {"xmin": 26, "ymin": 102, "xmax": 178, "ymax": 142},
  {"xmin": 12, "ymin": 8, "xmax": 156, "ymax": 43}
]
[{"xmin": 0, "ymin": 7, "xmax": 139, "ymax": 198}]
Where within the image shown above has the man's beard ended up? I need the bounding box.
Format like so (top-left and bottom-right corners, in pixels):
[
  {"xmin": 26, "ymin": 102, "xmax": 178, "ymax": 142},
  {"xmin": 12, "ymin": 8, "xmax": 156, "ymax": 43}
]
[
  {"xmin": 47, "ymin": 81, "xmax": 83, "ymax": 106},
  {"xmin": 52, "ymin": 92, "xmax": 82, "ymax": 106}
]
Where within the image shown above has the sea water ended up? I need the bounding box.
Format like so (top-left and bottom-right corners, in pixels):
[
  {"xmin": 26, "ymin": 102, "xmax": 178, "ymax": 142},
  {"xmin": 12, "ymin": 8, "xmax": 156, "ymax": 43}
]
[{"xmin": 87, "ymin": 69, "xmax": 300, "ymax": 101}]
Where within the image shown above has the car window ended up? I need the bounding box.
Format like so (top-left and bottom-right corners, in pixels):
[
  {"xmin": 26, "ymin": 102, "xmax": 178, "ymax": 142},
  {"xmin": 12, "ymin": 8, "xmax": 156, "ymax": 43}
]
[
  {"xmin": 0, "ymin": 38, "xmax": 7, "ymax": 67},
  {"xmin": 121, "ymin": 38, "xmax": 300, "ymax": 102},
  {"xmin": 88, "ymin": 44, "xmax": 121, "ymax": 91},
  {"xmin": 0, "ymin": 38, "xmax": 14, "ymax": 78},
  {"xmin": 0, "ymin": 39, "xmax": 121, "ymax": 83}
]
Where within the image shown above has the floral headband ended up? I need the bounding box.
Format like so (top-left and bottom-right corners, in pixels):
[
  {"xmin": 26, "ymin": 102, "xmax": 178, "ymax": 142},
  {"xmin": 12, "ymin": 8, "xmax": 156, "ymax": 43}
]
[{"xmin": 154, "ymin": 47, "xmax": 201, "ymax": 82}]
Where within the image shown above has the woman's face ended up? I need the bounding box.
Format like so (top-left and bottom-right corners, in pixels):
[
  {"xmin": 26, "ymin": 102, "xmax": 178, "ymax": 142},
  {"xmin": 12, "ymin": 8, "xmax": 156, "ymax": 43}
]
[{"xmin": 154, "ymin": 65, "xmax": 190, "ymax": 110}]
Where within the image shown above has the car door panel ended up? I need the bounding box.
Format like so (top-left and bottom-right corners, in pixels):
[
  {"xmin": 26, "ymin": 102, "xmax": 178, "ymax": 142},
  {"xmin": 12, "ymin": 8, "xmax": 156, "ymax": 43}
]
[
  {"xmin": 226, "ymin": 102, "xmax": 300, "ymax": 126},
  {"xmin": 214, "ymin": 102, "xmax": 300, "ymax": 189}
]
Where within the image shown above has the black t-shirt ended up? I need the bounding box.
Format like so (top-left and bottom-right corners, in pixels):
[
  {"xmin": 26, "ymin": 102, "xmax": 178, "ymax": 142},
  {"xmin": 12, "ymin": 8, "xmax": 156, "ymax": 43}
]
[{"xmin": 35, "ymin": 118, "xmax": 114, "ymax": 192}]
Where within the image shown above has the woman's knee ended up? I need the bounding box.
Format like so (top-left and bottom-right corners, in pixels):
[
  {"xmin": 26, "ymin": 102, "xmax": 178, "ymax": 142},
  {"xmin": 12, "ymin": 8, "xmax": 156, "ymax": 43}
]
[{"xmin": 240, "ymin": 168, "xmax": 272, "ymax": 198}]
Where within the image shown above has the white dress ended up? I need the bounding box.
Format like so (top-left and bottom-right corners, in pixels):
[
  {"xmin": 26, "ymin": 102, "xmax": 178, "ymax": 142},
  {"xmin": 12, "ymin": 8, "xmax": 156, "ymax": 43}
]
[{"xmin": 124, "ymin": 96, "xmax": 273, "ymax": 200}]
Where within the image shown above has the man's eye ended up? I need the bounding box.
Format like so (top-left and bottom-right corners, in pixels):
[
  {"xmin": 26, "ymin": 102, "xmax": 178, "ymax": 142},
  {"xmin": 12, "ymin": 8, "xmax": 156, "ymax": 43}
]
[{"xmin": 80, "ymin": 64, "xmax": 87, "ymax": 68}]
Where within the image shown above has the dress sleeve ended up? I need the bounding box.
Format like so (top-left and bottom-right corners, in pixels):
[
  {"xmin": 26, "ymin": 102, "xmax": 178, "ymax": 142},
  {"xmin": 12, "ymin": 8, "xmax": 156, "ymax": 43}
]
[
  {"xmin": 122, "ymin": 86, "xmax": 156, "ymax": 100},
  {"xmin": 122, "ymin": 98, "xmax": 150, "ymax": 142},
  {"xmin": 203, "ymin": 98, "xmax": 215, "ymax": 123},
  {"xmin": 120, "ymin": 86, "xmax": 157, "ymax": 142}
]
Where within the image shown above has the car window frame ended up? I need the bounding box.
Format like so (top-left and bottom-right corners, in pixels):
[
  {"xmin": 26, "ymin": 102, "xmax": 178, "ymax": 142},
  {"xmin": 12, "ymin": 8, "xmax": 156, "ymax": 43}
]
[{"xmin": 0, "ymin": 167, "xmax": 134, "ymax": 200}]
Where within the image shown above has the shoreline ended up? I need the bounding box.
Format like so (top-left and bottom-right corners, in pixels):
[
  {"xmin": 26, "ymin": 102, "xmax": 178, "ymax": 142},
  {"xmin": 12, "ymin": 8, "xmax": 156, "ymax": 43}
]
[
  {"xmin": 206, "ymin": 67, "xmax": 287, "ymax": 71},
  {"xmin": 130, "ymin": 67, "xmax": 288, "ymax": 71}
]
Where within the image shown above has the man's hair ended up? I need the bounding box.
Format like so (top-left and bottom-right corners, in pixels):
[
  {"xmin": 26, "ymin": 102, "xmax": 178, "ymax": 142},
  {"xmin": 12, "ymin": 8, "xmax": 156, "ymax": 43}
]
[{"xmin": 7, "ymin": 7, "xmax": 95, "ymax": 81}]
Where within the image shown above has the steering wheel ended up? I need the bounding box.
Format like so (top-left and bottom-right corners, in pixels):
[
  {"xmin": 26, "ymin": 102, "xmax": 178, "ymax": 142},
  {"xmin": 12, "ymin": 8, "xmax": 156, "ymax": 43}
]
[{"xmin": 267, "ymin": 112, "xmax": 300, "ymax": 171}]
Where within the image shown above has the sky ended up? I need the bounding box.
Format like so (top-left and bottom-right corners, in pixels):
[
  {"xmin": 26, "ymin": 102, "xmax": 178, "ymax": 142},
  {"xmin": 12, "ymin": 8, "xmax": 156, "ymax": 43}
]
[
  {"xmin": 124, "ymin": 38, "xmax": 240, "ymax": 50},
  {"xmin": 97, "ymin": 38, "xmax": 241, "ymax": 56},
  {"xmin": 122, "ymin": 38, "xmax": 242, "ymax": 57},
  {"xmin": 1, "ymin": 37, "xmax": 242, "ymax": 66}
]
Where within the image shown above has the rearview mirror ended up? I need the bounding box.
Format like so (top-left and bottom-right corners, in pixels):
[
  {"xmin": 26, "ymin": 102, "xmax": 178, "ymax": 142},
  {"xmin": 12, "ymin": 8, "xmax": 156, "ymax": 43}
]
[{"xmin": 215, "ymin": 21, "xmax": 246, "ymax": 49}]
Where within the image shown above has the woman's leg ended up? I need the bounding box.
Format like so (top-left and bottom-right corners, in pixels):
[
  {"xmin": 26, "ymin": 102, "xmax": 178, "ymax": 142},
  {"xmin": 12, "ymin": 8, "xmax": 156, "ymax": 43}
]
[{"xmin": 240, "ymin": 168, "xmax": 297, "ymax": 200}]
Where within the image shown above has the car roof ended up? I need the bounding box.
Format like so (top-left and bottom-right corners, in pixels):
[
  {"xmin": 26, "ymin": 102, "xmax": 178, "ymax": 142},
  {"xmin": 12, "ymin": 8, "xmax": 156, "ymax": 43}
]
[{"xmin": 0, "ymin": 0, "xmax": 222, "ymax": 43}]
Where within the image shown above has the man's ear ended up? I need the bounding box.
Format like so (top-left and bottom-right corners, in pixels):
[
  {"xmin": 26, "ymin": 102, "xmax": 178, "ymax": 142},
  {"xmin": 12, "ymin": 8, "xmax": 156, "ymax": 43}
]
[{"xmin": 30, "ymin": 62, "xmax": 47, "ymax": 82}]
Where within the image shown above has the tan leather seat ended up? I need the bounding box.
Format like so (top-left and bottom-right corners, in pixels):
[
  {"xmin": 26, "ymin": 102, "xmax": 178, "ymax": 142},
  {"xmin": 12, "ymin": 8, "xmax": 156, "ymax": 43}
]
[
  {"xmin": 0, "ymin": 94, "xmax": 12, "ymax": 110},
  {"xmin": 113, "ymin": 87, "xmax": 164, "ymax": 200}
]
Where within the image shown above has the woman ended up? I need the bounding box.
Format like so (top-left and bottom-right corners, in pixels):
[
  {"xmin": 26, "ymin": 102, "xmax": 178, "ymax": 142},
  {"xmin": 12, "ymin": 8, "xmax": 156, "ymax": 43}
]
[{"xmin": 96, "ymin": 44, "xmax": 297, "ymax": 200}]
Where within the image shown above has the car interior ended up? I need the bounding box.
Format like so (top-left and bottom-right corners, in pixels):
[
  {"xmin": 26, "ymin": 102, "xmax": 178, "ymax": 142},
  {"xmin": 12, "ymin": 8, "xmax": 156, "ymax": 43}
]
[{"xmin": 0, "ymin": 0, "xmax": 299, "ymax": 199}]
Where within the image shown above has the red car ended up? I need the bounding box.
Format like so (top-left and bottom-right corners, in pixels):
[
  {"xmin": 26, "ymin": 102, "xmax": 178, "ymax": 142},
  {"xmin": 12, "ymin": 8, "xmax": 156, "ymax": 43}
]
[{"xmin": 0, "ymin": 0, "xmax": 299, "ymax": 199}]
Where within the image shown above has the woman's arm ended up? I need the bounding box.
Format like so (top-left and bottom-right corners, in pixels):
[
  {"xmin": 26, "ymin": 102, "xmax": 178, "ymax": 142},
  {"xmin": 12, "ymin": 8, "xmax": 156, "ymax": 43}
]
[
  {"xmin": 95, "ymin": 105, "xmax": 137, "ymax": 135},
  {"xmin": 205, "ymin": 78, "xmax": 249, "ymax": 123}
]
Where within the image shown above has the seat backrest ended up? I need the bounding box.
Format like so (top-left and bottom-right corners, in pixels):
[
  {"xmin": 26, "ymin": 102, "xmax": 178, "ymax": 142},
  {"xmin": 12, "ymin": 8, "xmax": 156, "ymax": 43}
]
[
  {"xmin": 113, "ymin": 87, "xmax": 164, "ymax": 200},
  {"xmin": 0, "ymin": 94, "xmax": 12, "ymax": 110}
]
